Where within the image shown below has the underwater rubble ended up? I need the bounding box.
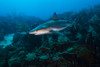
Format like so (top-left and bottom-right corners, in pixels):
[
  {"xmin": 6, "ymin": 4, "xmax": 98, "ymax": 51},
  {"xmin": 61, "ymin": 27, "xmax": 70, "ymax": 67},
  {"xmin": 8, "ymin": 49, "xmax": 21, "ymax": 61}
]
[{"xmin": 0, "ymin": 5, "xmax": 100, "ymax": 67}]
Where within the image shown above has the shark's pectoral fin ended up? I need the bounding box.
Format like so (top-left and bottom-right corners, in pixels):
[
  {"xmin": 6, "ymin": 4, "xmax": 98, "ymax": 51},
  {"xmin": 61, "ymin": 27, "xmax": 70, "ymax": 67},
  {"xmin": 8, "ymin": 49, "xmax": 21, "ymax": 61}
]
[{"xmin": 50, "ymin": 30, "xmax": 65, "ymax": 36}]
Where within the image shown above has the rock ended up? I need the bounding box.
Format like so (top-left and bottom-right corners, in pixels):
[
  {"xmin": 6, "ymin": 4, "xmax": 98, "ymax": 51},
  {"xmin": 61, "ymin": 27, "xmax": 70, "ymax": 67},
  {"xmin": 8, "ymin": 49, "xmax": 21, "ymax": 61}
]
[
  {"xmin": 26, "ymin": 52, "xmax": 36, "ymax": 61},
  {"xmin": 40, "ymin": 55, "xmax": 49, "ymax": 60},
  {"xmin": 52, "ymin": 56, "xmax": 60, "ymax": 61},
  {"xmin": 8, "ymin": 57, "xmax": 22, "ymax": 67}
]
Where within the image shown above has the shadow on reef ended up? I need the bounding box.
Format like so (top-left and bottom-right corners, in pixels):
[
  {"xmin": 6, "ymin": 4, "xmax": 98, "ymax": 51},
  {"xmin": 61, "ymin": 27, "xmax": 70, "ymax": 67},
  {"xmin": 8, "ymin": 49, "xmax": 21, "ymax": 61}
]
[{"xmin": 0, "ymin": 5, "xmax": 100, "ymax": 67}]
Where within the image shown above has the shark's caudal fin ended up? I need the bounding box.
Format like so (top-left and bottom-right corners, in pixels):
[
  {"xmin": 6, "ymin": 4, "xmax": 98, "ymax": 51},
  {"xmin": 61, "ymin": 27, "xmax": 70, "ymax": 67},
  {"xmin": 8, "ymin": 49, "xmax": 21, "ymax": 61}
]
[{"xmin": 52, "ymin": 12, "xmax": 58, "ymax": 20}]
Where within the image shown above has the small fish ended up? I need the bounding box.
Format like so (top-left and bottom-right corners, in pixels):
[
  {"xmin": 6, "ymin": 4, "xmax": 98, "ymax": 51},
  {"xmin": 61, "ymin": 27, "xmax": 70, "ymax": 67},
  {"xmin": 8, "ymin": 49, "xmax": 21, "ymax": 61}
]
[{"xmin": 29, "ymin": 12, "xmax": 74, "ymax": 35}]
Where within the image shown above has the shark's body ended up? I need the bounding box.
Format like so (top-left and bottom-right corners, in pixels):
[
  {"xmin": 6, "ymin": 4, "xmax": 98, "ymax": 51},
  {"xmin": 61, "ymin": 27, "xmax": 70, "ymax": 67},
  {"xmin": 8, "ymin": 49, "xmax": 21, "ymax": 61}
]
[{"xmin": 29, "ymin": 13, "xmax": 74, "ymax": 35}]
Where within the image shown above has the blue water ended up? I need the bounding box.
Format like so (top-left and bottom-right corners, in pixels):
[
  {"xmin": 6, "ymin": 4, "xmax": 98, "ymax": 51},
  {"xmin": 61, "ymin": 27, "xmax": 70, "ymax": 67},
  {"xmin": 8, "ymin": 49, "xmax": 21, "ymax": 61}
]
[{"xmin": 0, "ymin": 0, "xmax": 100, "ymax": 20}]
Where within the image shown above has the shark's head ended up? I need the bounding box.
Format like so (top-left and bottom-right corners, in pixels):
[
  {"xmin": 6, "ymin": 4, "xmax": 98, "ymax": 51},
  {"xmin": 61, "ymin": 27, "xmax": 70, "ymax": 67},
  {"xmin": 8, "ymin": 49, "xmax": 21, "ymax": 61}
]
[
  {"xmin": 29, "ymin": 24, "xmax": 51, "ymax": 35},
  {"xmin": 29, "ymin": 29, "xmax": 51, "ymax": 35}
]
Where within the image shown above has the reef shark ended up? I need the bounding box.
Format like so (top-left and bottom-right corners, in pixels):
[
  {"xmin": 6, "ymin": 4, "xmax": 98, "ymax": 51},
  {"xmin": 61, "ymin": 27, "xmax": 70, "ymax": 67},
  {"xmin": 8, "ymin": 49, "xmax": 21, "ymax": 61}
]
[{"xmin": 29, "ymin": 13, "xmax": 74, "ymax": 35}]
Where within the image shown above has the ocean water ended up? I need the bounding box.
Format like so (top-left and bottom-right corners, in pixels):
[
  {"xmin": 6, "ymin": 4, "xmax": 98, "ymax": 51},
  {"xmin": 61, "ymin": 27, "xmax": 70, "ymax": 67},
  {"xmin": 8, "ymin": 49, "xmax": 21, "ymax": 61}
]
[
  {"xmin": 0, "ymin": 0, "xmax": 100, "ymax": 67},
  {"xmin": 0, "ymin": 0, "xmax": 100, "ymax": 19}
]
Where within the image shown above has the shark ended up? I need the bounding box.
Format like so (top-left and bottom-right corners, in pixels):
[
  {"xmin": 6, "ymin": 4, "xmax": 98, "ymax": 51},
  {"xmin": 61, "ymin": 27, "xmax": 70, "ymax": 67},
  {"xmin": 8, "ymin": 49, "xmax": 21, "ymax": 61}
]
[{"xmin": 29, "ymin": 12, "xmax": 74, "ymax": 35}]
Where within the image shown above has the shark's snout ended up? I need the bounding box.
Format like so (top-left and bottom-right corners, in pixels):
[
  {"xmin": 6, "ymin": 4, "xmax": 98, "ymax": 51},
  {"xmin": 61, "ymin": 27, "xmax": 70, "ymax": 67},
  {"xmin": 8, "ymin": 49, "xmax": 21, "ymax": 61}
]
[
  {"xmin": 29, "ymin": 29, "xmax": 37, "ymax": 34},
  {"xmin": 29, "ymin": 31, "xmax": 36, "ymax": 34}
]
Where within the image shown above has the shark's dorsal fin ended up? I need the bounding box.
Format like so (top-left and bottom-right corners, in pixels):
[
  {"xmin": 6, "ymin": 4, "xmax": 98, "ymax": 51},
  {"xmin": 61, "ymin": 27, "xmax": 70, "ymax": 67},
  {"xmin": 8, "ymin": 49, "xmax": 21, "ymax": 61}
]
[{"xmin": 52, "ymin": 12, "xmax": 58, "ymax": 20}]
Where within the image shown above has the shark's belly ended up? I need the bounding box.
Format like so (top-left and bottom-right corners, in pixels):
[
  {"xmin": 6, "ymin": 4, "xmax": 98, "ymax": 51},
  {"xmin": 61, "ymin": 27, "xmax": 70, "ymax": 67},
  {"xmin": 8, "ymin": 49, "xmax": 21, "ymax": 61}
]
[{"xmin": 51, "ymin": 27, "xmax": 67, "ymax": 31}]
